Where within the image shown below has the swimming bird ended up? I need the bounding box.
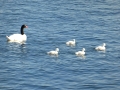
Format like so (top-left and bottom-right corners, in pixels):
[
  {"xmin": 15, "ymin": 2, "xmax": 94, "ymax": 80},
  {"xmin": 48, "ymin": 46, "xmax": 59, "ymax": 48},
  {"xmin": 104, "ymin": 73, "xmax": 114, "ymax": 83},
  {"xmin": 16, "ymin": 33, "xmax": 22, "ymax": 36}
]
[
  {"xmin": 66, "ymin": 39, "xmax": 76, "ymax": 46},
  {"xmin": 47, "ymin": 48, "xmax": 59, "ymax": 56},
  {"xmin": 6, "ymin": 24, "xmax": 28, "ymax": 43},
  {"xmin": 75, "ymin": 48, "xmax": 85, "ymax": 56},
  {"xmin": 95, "ymin": 43, "xmax": 106, "ymax": 51}
]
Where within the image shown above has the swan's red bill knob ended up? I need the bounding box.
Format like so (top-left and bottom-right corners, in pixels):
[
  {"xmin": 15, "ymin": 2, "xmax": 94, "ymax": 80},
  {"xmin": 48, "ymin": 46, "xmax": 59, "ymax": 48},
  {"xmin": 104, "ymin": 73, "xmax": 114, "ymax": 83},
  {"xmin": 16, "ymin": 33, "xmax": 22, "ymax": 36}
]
[{"xmin": 25, "ymin": 25, "xmax": 28, "ymax": 28}]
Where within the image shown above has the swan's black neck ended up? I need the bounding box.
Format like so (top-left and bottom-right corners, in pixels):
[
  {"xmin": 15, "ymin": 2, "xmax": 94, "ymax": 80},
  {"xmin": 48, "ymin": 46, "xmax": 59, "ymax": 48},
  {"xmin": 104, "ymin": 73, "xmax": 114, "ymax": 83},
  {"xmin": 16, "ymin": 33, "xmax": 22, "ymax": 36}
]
[{"xmin": 21, "ymin": 26, "xmax": 25, "ymax": 35}]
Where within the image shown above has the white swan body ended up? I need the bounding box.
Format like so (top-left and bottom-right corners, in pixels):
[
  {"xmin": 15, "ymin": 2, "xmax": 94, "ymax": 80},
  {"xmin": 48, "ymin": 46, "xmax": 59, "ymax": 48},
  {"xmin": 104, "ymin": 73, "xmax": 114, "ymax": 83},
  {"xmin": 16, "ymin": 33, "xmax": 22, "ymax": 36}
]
[
  {"xmin": 47, "ymin": 48, "xmax": 59, "ymax": 56},
  {"xmin": 66, "ymin": 39, "xmax": 76, "ymax": 46},
  {"xmin": 95, "ymin": 43, "xmax": 106, "ymax": 51},
  {"xmin": 6, "ymin": 34, "xmax": 27, "ymax": 43},
  {"xmin": 75, "ymin": 48, "xmax": 85, "ymax": 56},
  {"xmin": 6, "ymin": 24, "xmax": 28, "ymax": 43}
]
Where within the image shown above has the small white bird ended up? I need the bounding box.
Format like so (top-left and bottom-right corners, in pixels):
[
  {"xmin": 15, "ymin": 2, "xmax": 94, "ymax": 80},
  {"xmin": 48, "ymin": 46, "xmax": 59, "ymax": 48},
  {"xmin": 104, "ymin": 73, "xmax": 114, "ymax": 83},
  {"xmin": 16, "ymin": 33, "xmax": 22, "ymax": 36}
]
[
  {"xmin": 47, "ymin": 48, "xmax": 59, "ymax": 56},
  {"xmin": 75, "ymin": 48, "xmax": 85, "ymax": 56},
  {"xmin": 66, "ymin": 39, "xmax": 76, "ymax": 46},
  {"xmin": 95, "ymin": 43, "xmax": 106, "ymax": 51},
  {"xmin": 6, "ymin": 24, "xmax": 28, "ymax": 43}
]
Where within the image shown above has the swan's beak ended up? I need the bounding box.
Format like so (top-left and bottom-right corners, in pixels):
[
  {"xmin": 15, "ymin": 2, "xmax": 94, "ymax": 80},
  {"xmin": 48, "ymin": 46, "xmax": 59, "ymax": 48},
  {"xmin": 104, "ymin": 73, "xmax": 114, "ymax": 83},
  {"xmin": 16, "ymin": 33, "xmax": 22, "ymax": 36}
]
[{"xmin": 25, "ymin": 26, "xmax": 28, "ymax": 28}]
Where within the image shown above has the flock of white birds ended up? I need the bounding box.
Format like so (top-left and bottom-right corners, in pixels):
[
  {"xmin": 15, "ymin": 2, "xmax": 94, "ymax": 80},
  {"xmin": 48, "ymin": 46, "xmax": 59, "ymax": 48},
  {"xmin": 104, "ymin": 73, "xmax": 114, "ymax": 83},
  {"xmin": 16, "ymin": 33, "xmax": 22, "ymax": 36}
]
[
  {"xmin": 6, "ymin": 25, "xmax": 106, "ymax": 57},
  {"xmin": 47, "ymin": 39, "xmax": 106, "ymax": 57}
]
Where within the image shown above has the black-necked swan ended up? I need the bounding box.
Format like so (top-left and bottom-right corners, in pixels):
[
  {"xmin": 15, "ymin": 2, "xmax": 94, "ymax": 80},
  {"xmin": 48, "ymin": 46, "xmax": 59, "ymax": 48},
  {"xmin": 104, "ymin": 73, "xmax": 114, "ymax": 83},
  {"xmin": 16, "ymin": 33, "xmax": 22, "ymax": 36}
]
[
  {"xmin": 75, "ymin": 48, "xmax": 85, "ymax": 56},
  {"xmin": 6, "ymin": 24, "xmax": 28, "ymax": 43},
  {"xmin": 47, "ymin": 48, "xmax": 59, "ymax": 56},
  {"xmin": 95, "ymin": 43, "xmax": 106, "ymax": 51},
  {"xmin": 66, "ymin": 39, "xmax": 76, "ymax": 46}
]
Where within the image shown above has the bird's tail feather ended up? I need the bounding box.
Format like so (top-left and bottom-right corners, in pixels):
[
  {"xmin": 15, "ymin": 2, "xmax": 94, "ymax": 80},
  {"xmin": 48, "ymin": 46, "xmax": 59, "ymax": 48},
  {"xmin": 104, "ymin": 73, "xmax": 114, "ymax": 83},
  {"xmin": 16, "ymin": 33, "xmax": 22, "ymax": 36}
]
[{"xmin": 6, "ymin": 36, "xmax": 10, "ymax": 41}]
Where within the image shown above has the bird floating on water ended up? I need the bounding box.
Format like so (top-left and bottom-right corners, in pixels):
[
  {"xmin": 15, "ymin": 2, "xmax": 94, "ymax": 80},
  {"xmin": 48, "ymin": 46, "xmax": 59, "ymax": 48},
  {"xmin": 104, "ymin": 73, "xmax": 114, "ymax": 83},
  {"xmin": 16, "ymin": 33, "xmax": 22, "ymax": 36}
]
[
  {"xmin": 75, "ymin": 48, "xmax": 85, "ymax": 56},
  {"xmin": 95, "ymin": 43, "xmax": 106, "ymax": 51},
  {"xmin": 47, "ymin": 48, "xmax": 59, "ymax": 56},
  {"xmin": 66, "ymin": 39, "xmax": 76, "ymax": 46},
  {"xmin": 6, "ymin": 24, "xmax": 28, "ymax": 43}
]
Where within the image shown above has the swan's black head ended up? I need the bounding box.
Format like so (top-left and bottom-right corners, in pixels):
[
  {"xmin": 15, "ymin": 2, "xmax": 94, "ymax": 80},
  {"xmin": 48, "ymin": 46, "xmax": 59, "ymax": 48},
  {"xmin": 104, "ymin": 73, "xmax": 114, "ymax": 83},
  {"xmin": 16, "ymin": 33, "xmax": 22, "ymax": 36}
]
[
  {"xmin": 21, "ymin": 24, "xmax": 28, "ymax": 35},
  {"xmin": 21, "ymin": 24, "xmax": 28, "ymax": 28}
]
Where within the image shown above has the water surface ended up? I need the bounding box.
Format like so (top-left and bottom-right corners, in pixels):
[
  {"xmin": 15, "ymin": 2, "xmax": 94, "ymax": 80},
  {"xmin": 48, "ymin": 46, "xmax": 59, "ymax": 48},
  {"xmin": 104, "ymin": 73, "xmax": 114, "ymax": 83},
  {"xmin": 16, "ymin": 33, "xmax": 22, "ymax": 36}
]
[{"xmin": 0, "ymin": 0, "xmax": 120, "ymax": 90}]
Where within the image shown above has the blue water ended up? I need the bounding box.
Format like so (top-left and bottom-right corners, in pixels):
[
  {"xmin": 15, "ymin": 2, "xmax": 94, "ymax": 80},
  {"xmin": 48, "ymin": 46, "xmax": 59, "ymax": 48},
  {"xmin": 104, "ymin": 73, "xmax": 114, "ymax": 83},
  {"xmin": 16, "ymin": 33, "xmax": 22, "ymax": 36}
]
[{"xmin": 0, "ymin": 0, "xmax": 120, "ymax": 90}]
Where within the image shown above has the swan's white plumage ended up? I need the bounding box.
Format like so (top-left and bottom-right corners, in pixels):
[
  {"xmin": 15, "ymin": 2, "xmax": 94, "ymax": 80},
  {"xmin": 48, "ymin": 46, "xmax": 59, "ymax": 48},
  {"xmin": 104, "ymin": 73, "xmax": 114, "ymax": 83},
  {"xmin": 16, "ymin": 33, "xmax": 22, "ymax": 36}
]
[
  {"xmin": 95, "ymin": 43, "xmax": 106, "ymax": 51},
  {"xmin": 66, "ymin": 39, "xmax": 76, "ymax": 46},
  {"xmin": 6, "ymin": 24, "xmax": 27, "ymax": 43},
  {"xmin": 6, "ymin": 34, "xmax": 27, "ymax": 43},
  {"xmin": 75, "ymin": 48, "xmax": 85, "ymax": 56},
  {"xmin": 47, "ymin": 48, "xmax": 59, "ymax": 56}
]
